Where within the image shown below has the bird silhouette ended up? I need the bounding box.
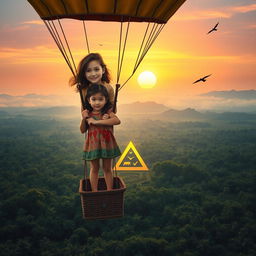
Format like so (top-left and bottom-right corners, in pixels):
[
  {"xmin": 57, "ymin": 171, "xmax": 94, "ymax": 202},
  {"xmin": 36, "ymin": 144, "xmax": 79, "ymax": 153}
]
[
  {"xmin": 98, "ymin": 43, "xmax": 103, "ymax": 46},
  {"xmin": 207, "ymin": 22, "xmax": 219, "ymax": 34},
  {"xmin": 193, "ymin": 74, "xmax": 212, "ymax": 84}
]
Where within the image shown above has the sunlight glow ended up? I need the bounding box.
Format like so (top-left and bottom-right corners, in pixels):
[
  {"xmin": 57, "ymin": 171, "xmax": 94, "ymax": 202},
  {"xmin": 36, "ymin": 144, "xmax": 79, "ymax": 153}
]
[{"xmin": 137, "ymin": 71, "xmax": 157, "ymax": 88}]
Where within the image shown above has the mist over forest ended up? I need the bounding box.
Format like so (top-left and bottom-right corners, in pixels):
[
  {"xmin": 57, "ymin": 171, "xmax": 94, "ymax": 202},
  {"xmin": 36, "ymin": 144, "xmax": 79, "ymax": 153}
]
[{"xmin": 1, "ymin": 89, "xmax": 256, "ymax": 113}]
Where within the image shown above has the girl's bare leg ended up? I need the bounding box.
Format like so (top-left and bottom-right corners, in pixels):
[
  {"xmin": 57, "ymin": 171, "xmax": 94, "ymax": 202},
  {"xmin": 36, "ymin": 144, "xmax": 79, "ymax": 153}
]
[
  {"xmin": 90, "ymin": 159, "xmax": 100, "ymax": 191},
  {"xmin": 102, "ymin": 158, "xmax": 113, "ymax": 190}
]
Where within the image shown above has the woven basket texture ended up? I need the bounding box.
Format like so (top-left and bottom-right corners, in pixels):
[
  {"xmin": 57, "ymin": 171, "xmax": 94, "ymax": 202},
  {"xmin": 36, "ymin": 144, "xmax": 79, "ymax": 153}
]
[{"xmin": 79, "ymin": 177, "xmax": 126, "ymax": 220}]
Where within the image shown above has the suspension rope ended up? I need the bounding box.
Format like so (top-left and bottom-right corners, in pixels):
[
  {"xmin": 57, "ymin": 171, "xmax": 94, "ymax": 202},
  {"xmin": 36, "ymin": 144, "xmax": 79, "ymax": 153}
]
[
  {"xmin": 117, "ymin": 0, "xmax": 167, "ymax": 91},
  {"xmin": 117, "ymin": 19, "xmax": 130, "ymax": 84},
  {"xmin": 135, "ymin": 23, "xmax": 158, "ymax": 70},
  {"xmin": 134, "ymin": 24, "xmax": 165, "ymax": 72},
  {"xmin": 49, "ymin": 20, "xmax": 74, "ymax": 71},
  {"xmin": 83, "ymin": 21, "xmax": 90, "ymax": 54},
  {"xmin": 39, "ymin": 0, "xmax": 76, "ymax": 76},
  {"xmin": 57, "ymin": 19, "xmax": 77, "ymax": 75},
  {"xmin": 119, "ymin": 23, "xmax": 165, "ymax": 90},
  {"xmin": 133, "ymin": 22, "xmax": 150, "ymax": 73},
  {"xmin": 117, "ymin": 20, "xmax": 123, "ymax": 84},
  {"xmin": 44, "ymin": 20, "xmax": 76, "ymax": 77}
]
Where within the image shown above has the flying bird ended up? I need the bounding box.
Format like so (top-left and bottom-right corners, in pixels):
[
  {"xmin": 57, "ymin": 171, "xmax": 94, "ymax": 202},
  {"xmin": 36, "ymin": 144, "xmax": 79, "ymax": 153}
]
[
  {"xmin": 98, "ymin": 43, "xmax": 103, "ymax": 46},
  {"xmin": 207, "ymin": 22, "xmax": 219, "ymax": 34},
  {"xmin": 193, "ymin": 74, "xmax": 212, "ymax": 84}
]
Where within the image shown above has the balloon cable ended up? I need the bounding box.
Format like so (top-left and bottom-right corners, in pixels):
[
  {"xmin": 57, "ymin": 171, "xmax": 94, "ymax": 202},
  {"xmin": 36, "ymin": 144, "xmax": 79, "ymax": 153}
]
[
  {"xmin": 117, "ymin": 19, "xmax": 130, "ymax": 84},
  {"xmin": 119, "ymin": 23, "xmax": 165, "ymax": 90},
  {"xmin": 44, "ymin": 20, "xmax": 76, "ymax": 77},
  {"xmin": 57, "ymin": 19, "xmax": 77, "ymax": 75},
  {"xmin": 83, "ymin": 21, "xmax": 90, "ymax": 54}
]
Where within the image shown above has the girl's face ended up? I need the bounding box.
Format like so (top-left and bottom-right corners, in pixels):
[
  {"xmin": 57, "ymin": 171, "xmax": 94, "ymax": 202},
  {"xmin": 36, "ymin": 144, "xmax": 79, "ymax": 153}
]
[
  {"xmin": 85, "ymin": 60, "xmax": 104, "ymax": 84},
  {"xmin": 88, "ymin": 92, "xmax": 106, "ymax": 112}
]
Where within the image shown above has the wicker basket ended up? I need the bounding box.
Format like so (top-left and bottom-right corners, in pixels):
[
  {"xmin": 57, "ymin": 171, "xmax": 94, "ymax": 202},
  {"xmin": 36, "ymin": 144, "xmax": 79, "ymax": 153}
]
[{"xmin": 79, "ymin": 177, "xmax": 126, "ymax": 220}]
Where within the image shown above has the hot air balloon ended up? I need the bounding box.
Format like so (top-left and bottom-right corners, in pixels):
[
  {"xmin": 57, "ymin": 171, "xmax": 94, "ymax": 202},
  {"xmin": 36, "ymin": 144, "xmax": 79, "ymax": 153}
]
[{"xmin": 27, "ymin": 0, "xmax": 187, "ymax": 219}]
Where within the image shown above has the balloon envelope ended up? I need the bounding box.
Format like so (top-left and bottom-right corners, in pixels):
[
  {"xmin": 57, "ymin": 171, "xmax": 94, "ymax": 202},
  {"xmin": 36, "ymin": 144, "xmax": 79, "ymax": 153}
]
[{"xmin": 27, "ymin": 0, "xmax": 186, "ymax": 24}]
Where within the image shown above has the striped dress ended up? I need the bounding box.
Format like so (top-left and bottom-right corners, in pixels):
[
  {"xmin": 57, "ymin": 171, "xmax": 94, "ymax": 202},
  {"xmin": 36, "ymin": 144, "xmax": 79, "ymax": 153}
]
[{"xmin": 83, "ymin": 111, "xmax": 121, "ymax": 160}]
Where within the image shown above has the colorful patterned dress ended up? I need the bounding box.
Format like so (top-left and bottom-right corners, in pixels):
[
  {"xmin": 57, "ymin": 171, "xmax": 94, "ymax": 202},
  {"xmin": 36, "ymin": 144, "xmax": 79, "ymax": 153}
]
[{"xmin": 83, "ymin": 111, "xmax": 121, "ymax": 160}]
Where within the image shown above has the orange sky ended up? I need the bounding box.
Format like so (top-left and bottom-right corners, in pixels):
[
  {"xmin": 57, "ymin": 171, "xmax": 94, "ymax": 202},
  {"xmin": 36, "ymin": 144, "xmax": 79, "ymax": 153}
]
[{"xmin": 0, "ymin": 0, "xmax": 255, "ymax": 107}]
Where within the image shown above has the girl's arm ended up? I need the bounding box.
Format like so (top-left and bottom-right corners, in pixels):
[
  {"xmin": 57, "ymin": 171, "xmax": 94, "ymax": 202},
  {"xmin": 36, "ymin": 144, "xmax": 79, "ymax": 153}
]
[
  {"xmin": 80, "ymin": 110, "xmax": 89, "ymax": 133},
  {"xmin": 87, "ymin": 112, "xmax": 121, "ymax": 126},
  {"xmin": 80, "ymin": 118, "xmax": 88, "ymax": 133}
]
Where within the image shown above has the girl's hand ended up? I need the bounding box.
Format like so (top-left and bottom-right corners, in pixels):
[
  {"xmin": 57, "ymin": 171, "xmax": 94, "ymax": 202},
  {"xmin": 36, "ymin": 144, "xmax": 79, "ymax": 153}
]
[
  {"xmin": 102, "ymin": 114, "xmax": 110, "ymax": 120},
  {"xmin": 81, "ymin": 109, "xmax": 89, "ymax": 119},
  {"xmin": 87, "ymin": 117, "xmax": 97, "ymax": 125}
]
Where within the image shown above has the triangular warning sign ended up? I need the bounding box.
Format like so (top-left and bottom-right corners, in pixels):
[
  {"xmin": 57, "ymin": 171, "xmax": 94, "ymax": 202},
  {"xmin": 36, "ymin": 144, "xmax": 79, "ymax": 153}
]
[{"xmin": 114, "ymin": 141, "xmax": 148, "ymax": 171}]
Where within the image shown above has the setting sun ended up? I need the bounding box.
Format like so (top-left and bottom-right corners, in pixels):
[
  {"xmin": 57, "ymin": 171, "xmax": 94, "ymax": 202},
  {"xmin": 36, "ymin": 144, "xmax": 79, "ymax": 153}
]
[{"xmin": 137, "ymin": 71, "xmax": 157, "ymax": 88}]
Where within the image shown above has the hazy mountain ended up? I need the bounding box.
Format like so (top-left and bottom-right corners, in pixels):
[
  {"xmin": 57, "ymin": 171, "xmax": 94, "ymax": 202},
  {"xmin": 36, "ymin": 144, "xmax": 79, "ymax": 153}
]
[
  {"xmin": 1, "ymin": 105, "xmax": 256, "ymax": 122},
  {"xmin": 160, "ymin": 108, "xmax": 205, "ymax": 121},
  {"xmin": 0, "ymin": 106, "xmax": 80, "ymax": 119},
  {"xmin": 22, "ymin": 94, "xmax": 57, "ymax": 99},
  {"xmin": 1, "ymin": 92, "xmax": 256, "ymax": 112},
  {"xmin": 23, "ymin": 106, "xmax": 80, "ymax": 115},
  {"xmin": 0, "ymin": 110, "xmax": 8, "ymax": 116},
  {"xmin": 0, "ymin": 93, "xmax": 76, "ymax": 107},
  {"xmin": 0, "ymin": 93, "xmax": 55, "ymax": 100},
  {"xmin": 200, "ymin": 90, "xmax": 256, "ymax": 100},
  {"xmin": 0, "ymin": 94, "xmax": 14, "ymax": 99},
  {"xmin": 211, "ymin": 111, "xmax": 256, "ymax": 121},
  {"xmin": 119, "ymin": 101, "xmax": 169, "ymax": 114},
  {"xmin": 159, "ymin": 108, "xmax": 256, "ymax": 122}
]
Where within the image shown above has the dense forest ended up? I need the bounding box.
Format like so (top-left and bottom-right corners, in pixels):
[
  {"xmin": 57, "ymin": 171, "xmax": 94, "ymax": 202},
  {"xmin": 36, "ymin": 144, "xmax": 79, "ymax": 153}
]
[{"xmin": 0, "ymin": 112, "xmax": 256, "ymax": 256}]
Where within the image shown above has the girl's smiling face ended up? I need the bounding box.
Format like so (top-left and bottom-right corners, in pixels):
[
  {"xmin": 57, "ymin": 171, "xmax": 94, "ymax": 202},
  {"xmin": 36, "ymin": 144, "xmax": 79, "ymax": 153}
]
[
  {"xmin": 88, "ymin": 92, "xmax": 106, "ymax": 112},
  {"xmin": 85, "ymin": 60, "xmax": 105, "ymax": 84}
]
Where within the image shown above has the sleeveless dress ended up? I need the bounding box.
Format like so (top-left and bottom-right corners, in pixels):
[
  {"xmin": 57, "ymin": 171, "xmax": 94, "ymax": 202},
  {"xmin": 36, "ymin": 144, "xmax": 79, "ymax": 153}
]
[{"xmin": 83, "ymin": 111, "xmax": 121, "ymax": 160}]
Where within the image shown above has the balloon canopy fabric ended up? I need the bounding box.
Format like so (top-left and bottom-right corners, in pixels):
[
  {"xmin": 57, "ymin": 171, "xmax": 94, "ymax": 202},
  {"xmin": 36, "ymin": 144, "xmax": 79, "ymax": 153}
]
[{"xmin": 27, "ymin": 0, "xmax": 186, "ymax": 24}]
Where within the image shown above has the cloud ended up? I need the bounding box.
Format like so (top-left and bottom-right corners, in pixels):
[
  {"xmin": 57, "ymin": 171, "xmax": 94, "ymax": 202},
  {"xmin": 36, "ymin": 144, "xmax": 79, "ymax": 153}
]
[
  {"xmin": 1, "ymin": 45, "xmax": 255, "ymax": 67},
  {"xmin": 0, "ymin": 24, "xmax": 30, "ymax": 32},
  {"xmin": 1, "ymin": 92, "xmax": 255, "ymax": 112},
  {"xmin": 246, "ymin": 24, "xmax": 256, "ymax": 29},
  {"xmin": 231, "ymin": 4, "xmax": 256, "ymax": 13},
  {"xmin": 0, "ymin": 46, "xmax": 61, "ymax": 64},
  {"xmin": 193, "ymin": 97, "xmax": 256, "ymax": 112},
  {"xmin": 165, "ymin": 94, "xmax": 256, "ymax": 112},
  {"xmin": 175, "ymin": 3, "xmax": 256, "ymax": 21},
  {"xmin": 0, "ymin": 93, "xmax": 77, "ymax": 107},
  {"xmin": 174, "ymin": 11, "xmax": 230, "ymax": 21},
  {"xmin": 22, "ymin": 20, "xmax": 44, "ymax": 25}
]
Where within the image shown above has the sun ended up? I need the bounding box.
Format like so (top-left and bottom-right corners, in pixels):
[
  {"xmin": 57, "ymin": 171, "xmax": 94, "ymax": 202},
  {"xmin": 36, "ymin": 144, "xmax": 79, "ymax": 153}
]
[{"xmin": 137, "ymin": 71, "xmax": 157, "ymax": 88}]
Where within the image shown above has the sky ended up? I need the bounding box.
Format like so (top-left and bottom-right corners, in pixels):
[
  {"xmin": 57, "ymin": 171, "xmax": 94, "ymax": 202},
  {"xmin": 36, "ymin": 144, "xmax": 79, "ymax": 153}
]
[{"xmin": 0, "ymin": 0, "xmax": 255, "ymax": 108}]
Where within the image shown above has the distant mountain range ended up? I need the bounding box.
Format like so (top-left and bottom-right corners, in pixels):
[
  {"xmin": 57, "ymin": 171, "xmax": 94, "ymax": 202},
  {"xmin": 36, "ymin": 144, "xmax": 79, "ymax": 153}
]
[
  {"xmin": 0, "ymin": 93, "xmax": 57, "ymax": 100},
  {"xmin": 1, "ymin": 104, "xmax": 256, "ymax": 122},
  {"xmin": 1, "ymin": 90, "xmax": 256, "ymax": 115},
  {"xmin": 161, "ymin": 108, "xmax": 204, "ymax": 120},
  {"xmin": 200, "ymin": 90, "xmax": 256, "ymax": 100},
  {"xmin": 160, "ymin": 108, "xmax": 256, "ymax": 121},
  {"xmin": 119, "ymin": 101, "xmax": 169, "ymax": 114}
]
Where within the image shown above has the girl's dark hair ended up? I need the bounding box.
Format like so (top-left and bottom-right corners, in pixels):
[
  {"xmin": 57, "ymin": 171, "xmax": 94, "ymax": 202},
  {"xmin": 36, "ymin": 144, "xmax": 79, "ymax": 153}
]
[
  {"xmin": 69, "ymin": 53, "xmax": 111, "ymax": 91},
  {"xmin": 85, "ymin": 83, "xmax": 112, "ymax": 114}
]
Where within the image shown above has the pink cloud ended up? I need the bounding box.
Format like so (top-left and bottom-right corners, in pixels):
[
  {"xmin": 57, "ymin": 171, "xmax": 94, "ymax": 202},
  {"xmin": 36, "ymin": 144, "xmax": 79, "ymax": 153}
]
[
  {"xmin": 231, "ymin": 4, "xmax": 256, "ymax": 13},
  {"xmin": 22, "ymin": 20, "xmax": 44, "ymax": 25},
  {"xmin": 174, "ymin": 3, "xmax": 256, "ymax": 21}
]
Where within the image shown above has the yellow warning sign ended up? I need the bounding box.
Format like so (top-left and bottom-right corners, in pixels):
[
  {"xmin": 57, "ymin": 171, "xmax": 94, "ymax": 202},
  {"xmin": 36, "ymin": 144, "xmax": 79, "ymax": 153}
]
[{"xmin": 114, "ymin": 141, "xmax": 149, "ymax": 171}]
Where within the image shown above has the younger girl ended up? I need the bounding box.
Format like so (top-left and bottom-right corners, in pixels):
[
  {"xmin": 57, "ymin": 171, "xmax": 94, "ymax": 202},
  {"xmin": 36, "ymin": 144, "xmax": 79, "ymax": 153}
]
[{"xmin": 80, "ymin": 83, "xmax": 121, "ymax": 191}]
